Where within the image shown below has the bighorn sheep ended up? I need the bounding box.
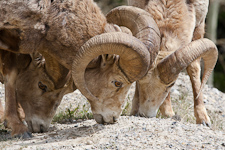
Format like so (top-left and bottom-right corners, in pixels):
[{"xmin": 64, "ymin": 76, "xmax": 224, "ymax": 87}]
[
  {"xmin": 0, "ymin": 49, "xmax": 73, "ymax": 137},
  {"xmin": 1, "ymin": 0, "xmax": 217, "ymax": 128},
  {"xmin": 127, "ymin": 0, "xmax": 218, "ymax": 126},
  {"xmin": 0, "ymin": 0, "xmax": 160, "ymax": 124}
]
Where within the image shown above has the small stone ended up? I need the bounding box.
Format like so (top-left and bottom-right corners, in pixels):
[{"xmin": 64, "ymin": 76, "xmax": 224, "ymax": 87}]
[
  {"xmin": 86, "ymin": 140, "xmax": 93, "ymax": 145},
  {"xmin": 142, "ymin": 127, "xmax": 146, "ymax": 131},
  {"xmin": 171, "ymin": 122, "xmax": 177, "ymax": 125},
  {"xmin": 212, "ymin": 88, "xmax": 220, "ymax": 95}
]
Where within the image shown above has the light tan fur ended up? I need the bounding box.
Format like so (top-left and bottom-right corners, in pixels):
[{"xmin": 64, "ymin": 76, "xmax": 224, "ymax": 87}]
[
  {"xmin": 0, "ymin": 100, "xmax": 3, "ymax": 122},
  {"xmin": 85, "ymin": 56, "xmax": 132, "ymax": 123}
]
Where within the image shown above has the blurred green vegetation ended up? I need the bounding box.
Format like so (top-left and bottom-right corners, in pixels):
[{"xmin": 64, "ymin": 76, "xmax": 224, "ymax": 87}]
[{"xmin": 214, "ymin": 2, "xmax": 225, "ymax": 92}]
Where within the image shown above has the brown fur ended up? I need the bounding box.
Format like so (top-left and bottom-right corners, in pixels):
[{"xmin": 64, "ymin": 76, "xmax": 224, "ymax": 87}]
[
  {"xmin": 0, "ymin": 50, "xmax": 31, "ymax": 135},
  {"xmin": 1, "ymin": 1, "xmax": 107, "ymax": 135},
  {"xmin": 85, "ymin": 56, "xmax": 132, "ymax": 123},
  {"xmin": 129, "ymin": 0, "xmax": 211, "ymax": 125},
  {"xmin": 0, "ymin": 0, "xmax": 107, "ymax": 69},
  {"xmin": 0, "ymin": 50, "xmax": 73, "ymax": 136},
  {"xmin": 40, "ymin": 0, "xmax": 107, "ymax": 69},
  {"xmin": 1, "ymin": 0, "xmax": 116, "ymax": 125}
]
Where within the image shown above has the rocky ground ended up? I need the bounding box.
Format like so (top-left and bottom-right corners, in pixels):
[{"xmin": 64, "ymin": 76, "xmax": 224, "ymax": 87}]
[{"xmin": 0, "ymin": 73, "xmax": 225, "ymax": 149}]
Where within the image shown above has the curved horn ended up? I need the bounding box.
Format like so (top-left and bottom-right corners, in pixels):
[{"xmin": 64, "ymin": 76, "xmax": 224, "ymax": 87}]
[
  {"xmin": 157, "ymin": 38, "xmax": 218, "ymax": 89},
  {"xmin": 106, "ymin": 6, "xmax": 160, "ymax": 69},
  {"xmin": 72, "ymin": 32, "xmax": 150, "ymax": 101}
]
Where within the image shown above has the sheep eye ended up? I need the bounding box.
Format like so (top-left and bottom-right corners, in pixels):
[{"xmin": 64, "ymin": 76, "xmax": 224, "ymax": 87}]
[
  {"xmin": 38, "ymin": 82, "xmax": 47, "ymax": 92},
  {"xmin": 167, "ymin": 82, "xmax": 175, "ymax": 88},
  {"xmin": 114, "ymin": 81, "xmax": 122, "ymax": 87}
]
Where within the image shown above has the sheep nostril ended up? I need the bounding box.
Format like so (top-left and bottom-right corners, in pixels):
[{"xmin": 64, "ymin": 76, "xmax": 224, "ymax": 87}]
[
  {"xmin": 113, "ymin": 117, "xmax": 118, "ymax": 123},
  {"xmin": 40, "ymin": 125, "xmax": 44, "ymax": 133}
]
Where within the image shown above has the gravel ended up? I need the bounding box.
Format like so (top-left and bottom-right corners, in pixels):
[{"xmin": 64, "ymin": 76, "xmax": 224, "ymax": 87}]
[{"xmin": 0, "ymin": 73, "xmax": 225, "ymax": 149}]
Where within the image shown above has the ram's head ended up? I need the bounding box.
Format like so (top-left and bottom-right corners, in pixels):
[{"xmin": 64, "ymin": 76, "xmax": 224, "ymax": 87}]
[
  {"xmin": 71, "ymin": 6, "xmax": 160, "ymax": 124},
  {"xmin": 131, "ymin": 39, "xmax": 218, "ymax": 118},
  {"xmin": 0, "ymin": 48, "xmax": 73, "ymax": 136},
  {"xmin": 15, "ymin": 52, "xmax": 73, "ymax": 133}
]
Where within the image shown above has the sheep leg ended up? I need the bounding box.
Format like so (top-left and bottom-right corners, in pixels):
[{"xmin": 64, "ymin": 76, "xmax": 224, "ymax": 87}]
[
  {"xmin": 0, "ymin": 99, "xmax": 25, "ymax": 125},
  {"xmin": 17, "ymin": 102, "xmax": 26, "ymax": 124},
  {"xmin": 4, "ymin": 71, "xmax": 30, "ymax": 137},
  {"xmin": 130, "ymin": 82, "xmax": 140, "ymax": 116},
  {"xmin": 186, "ymin": 22, "xmax": 211, "ymax": 126},
  {"xmin": 187, "ymin": 58, "xmax": 211, "ymax": 126},
  {"xmin": 159, "ymin": 92, "xmax": 175, "ymax": 117},
  {"xmin": 0, "ymin": 99, "xmax": 4, "ymax": 123}
]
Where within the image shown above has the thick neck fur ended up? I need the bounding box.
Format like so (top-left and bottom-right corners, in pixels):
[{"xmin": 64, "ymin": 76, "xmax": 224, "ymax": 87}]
[
  {"xmin": 43, "ymin": 0, "xmax": 107, "ymax": 69},
  {"xmin": 145, "ymin": 0, "xmax": 195, "ymax": 55}
]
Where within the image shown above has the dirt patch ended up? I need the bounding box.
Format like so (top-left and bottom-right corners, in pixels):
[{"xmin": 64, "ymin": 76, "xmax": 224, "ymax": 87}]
[
  {"xmin": 0, "ymin": 73, "xmax": 225, "ymax": 149},
  {"xmin": 0, "ymin": 117, "xmax": 225, "ymax": 149}
]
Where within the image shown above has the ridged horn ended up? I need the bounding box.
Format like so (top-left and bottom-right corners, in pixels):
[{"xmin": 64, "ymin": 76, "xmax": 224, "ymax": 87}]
[
  {"xmin": 106, "ymin": 6, "xmax": 160, "ymax": 69},
  {"xmin": 157, "ymin": 38, "xmax": 218, "ymax": 89},
  {"xmin": 72, "ymin": 32, "xmax": 150, "ymax": 101}
]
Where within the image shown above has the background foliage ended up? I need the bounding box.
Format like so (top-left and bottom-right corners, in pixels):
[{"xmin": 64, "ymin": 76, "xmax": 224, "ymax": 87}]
[{"xmin": 213, "ymin": 1, "xmax": 225, "ymax": 92}]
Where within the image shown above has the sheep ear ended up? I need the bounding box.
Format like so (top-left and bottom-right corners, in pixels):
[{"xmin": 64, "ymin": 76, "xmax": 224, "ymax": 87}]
[
  {"xmin": 0, "ymin": 29, "xmax": 21, "ymax": 53},
  {"xmin": 30, "ymin": 52, "xmax": 45, "ymax": 68},
  {"xmin": 101, "ymin": 54, "xmax": 116, "ymax": 67},
  {"xmin": 0, "ymin": 40, "xmax": 10, "ymax": 51},
  {"xmin": 41, "ymin": 52, "xmax": 70, "ymax": 89}
]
